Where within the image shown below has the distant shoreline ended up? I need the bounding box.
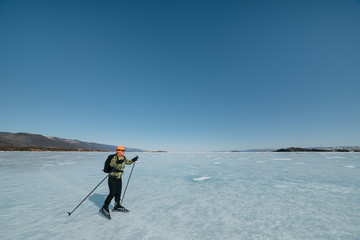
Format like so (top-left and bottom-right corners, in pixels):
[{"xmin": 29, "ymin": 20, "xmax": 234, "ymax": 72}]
[
  {"xmin": 1, "ymin": 145, "xmax": 359, "ymax": 153},
  {"xmin": 0, "ymin": 145, "xmax": 166, "ymax": 152},
  {"xmin": 0, "ymin": 145, "xmax": 111, "ymax": 152},
  {"xmin": 274, "ymin": 147, "xmax": 360, "ymax": 152}
]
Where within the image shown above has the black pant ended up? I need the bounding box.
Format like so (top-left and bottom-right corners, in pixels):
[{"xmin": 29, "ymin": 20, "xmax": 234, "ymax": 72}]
[{"xmin": 104, "ymin": 176, "xmax": 122, "ymax": 207}]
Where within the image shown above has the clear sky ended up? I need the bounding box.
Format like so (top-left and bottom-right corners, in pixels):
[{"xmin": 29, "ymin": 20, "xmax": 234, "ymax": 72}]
[{"xmin": 1, "ymin": 0, "xmax": 359, "ymax": 152}]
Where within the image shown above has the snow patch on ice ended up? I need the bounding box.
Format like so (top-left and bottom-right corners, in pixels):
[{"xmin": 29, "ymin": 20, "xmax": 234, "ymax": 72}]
[
  {"xmin": 213, "ymin": 162, "xmax": 221, "ymax": 165},
  {"xmin": 193, "ymin": 177, "xmax": 211, "ymax": 181},
  {"xmin": 344, "ymin": 165, "xmax": 356, "ymax": 168},
  {"xmin": 271, "ymin": 158, "xmax": 292, "ymax": 161},
  {"xmin": 43, "ymin": 164, "xmax": 57, "ymax": 167},
  {"xmin": 326, "ymin": 156, "xmax": 346, "ymax": 159},
  {"xmin": 58, "ymin": 163, "xmax": 76, "ymax": 166},
  {"xmin": 43, "ymin": 162, "xmax": 76, "ymax": 167},
  {"xmin": 256, "ymin": 161, "xmax": 266, "ymax": 163}
]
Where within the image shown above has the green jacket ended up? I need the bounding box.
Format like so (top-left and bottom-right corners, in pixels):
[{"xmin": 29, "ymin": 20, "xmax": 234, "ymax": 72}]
[{"xmin": 109, "ymin": 154, "xmax": 134, "ymax": 179}]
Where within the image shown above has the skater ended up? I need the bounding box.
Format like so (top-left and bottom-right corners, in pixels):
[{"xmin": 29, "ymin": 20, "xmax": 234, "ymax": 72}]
[{"xmin": 101, "ymin": 146, "xmax": 138, "ymax": 218}]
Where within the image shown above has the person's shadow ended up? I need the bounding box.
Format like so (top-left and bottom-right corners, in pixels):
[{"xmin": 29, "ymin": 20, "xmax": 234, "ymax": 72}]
[
  {"xmin": 89, "ymin": 193, "xmax": 113, "ymax": 219},
  {"xmin": 88, "ymin": 193, "xmax": 107, "ymax": 208}
]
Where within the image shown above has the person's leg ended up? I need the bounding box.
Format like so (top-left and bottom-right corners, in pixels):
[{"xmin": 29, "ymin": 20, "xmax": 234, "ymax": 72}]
[
  {"xmin": 114, "ymin": 177, "xmax": 122, "ymax": 203},
  {"xmin": 103, "ymin": 176, "xmax": 117, "ymax": 210}
]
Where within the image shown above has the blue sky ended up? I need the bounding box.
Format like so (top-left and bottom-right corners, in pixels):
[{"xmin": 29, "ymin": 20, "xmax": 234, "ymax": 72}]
[{"xmin": 1, "ymin": 0, "xmax": 360, "ymax": 152}]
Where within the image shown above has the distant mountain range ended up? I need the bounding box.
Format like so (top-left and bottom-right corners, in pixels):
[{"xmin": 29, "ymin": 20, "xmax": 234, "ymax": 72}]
[
  {"xmin": 1, "ymin": 132, "xmax": 358, "ymax": 153},
  {"xmin": 0, "ymin": 132, "xmax": 143, "ymax": 152}
]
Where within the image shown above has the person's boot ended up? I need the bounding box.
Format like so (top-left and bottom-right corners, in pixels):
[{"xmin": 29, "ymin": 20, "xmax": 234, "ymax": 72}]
[
  {"xmin": 113, "ymin": 201, "xmax": 129, "ymax": 212},
  {"xmin": 100, "ymin": 204, "xmax": 111, "ymax": 219}
]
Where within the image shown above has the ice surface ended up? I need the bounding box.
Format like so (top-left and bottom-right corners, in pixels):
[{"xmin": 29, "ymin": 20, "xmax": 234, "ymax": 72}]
[{"xmin": 1, "ymin": 151, "xmax": 360, "ymax": 240}]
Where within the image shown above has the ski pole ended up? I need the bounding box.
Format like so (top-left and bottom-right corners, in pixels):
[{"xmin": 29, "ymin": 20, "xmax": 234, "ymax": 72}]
[
  {"xmin": 121, "ymin": 161, "xmax": 136, "ymax": 204},
  {"xmin": 67, "ymin": 164, "xmax": 121, "ymax": 216},
  {"xmin": 67, "ymin": 174, "xmax": 109, "ymax": 216}
]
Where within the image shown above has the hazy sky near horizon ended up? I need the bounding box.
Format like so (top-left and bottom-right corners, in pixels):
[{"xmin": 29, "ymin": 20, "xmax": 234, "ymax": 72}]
[{"xmin": 1, "ymin": 0, "xmax": 360, "ymax": 152}]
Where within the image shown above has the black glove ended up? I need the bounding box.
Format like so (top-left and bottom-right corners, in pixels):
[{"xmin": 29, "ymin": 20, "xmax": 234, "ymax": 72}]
[
  {"xmin": 131, "ymin": 156, "xmax": 139, "ymax": 162},
  {"xmin": 116, "ymin": 159, "xmax": 124, "ymax": 164}
]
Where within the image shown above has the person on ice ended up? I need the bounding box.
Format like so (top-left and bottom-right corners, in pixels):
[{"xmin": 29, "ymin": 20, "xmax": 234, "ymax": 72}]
[{"xmin": 101, "ymin": 146, "xmax": 138, "ymax": 217}]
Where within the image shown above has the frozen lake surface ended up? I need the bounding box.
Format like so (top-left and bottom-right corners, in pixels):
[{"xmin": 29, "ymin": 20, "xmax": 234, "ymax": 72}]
[{"xmin": 0, "ymin": 151, "xmax": 359, "ymax": 239}]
